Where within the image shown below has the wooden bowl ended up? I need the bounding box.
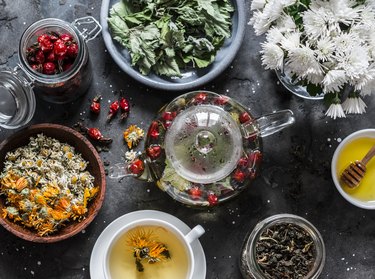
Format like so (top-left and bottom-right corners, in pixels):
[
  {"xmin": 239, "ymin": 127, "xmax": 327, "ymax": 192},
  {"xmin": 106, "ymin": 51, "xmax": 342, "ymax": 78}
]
[{"xmin": 0, "ymin": 123, "xmax": 106, "ymax": 243}]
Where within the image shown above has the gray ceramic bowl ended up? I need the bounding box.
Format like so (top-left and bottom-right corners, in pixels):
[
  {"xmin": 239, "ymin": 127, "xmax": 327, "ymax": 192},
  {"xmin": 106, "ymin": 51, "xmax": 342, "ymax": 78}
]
[{"xmin": 100, "ymin": 0, "xmax": 246, "ymax": 91}]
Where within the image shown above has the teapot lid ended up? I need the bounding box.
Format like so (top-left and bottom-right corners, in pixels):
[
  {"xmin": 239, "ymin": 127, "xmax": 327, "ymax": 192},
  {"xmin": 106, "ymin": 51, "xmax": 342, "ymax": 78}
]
[{"xmin": 165, "ymin": 104, "xmax": 242, "ymax": 184}]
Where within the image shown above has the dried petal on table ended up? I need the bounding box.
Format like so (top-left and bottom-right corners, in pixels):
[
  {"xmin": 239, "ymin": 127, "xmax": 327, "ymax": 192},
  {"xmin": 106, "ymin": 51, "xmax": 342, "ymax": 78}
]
[{"xmin": 123, "ymin": 125, "xmax": 144, "ymax": 149}]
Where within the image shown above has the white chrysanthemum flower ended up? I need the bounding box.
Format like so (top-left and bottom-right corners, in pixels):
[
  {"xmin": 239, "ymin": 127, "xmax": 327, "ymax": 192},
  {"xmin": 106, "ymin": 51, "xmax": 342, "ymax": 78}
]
[
  {"xmin": 280, "ymin": 32, "xmax": 301, "ymax": 51},
  {"xmin": 302, "ymin": 9, "xmax": 329, "ymax": 40},
  {"xmin": 333, "ymin": 32, "xmax": 361, "ymax": 55},
  {"xmin": 314, "ymin": 37, "xmax": 336, "ymax": 62},
  {"xmin": 249, "ymin": 11, "xmax": 272, "ymax": 35},
  {"xmin": 322, "ymin": 70, "xmax": 347, "ymax": 93},
  {"xmin": 124, "ymin": 150, "xmax": 139, "ymax": 162},
  {"xmin": 262, "ymin": 0, "xmax": 284, "ymax": 23},
  {"xmin": 281, "ymin": 0, "xmax": 298, "ymax": 8},
  {"xmin": 304, "ymin": 72, "xmax": 325, "ymax": 85},
  {"xmin": 265, "ymin": 28, "xmax": 285, "ymax": 44},
  {"xmin": 260, "ymin": 42, "xmax": 285, "ymax": 70},
  {"xmin": 360, "ymin": 78, "xmax": 375, "ymax": 96},
  {"xmin": 329, "ymin": 0, "xmax": 362, "ymax": 25},
  {"xmin": 251, "ymin": 0, "xmax": 266, "ymax": 10},
  {"xmin": 342, "ymin": 97, "xmax": 367, "ymax": 114},
  {"xmin": 337, "ymin": 45, "xmax": 369, "ymax": 79},
  {"xmin": 325, "ymin": 103, "xmax": 346, "ymax": 119},
  {"xmin": 286, "ymin": 46, "xmax": 322, "ymax": 78},
  {"xmin": 275, "ymin": 14, "xmax": 296, "ymax": 32}
]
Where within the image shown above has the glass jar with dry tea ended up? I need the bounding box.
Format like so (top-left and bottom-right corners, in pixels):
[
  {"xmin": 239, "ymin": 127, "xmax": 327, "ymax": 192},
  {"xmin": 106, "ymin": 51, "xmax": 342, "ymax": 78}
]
[{"xmin": 239, "ymin": 214, "xmax": 325, "ymax": 279}]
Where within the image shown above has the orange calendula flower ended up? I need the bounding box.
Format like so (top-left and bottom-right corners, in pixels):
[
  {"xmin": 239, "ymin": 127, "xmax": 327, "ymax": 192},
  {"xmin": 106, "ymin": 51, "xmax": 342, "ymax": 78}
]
[
  {"xmin": 126, "ymin": 228, "xmax": 171, "ymax": 272},
  {"xmin": 123, "ymin": 125, "xmax": 144, "ymax": 149}
]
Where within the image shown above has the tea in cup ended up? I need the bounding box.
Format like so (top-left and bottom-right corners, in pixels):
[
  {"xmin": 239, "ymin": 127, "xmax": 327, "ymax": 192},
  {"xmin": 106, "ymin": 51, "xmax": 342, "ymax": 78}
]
[{"xmin": 103, "ymin": 218, "xmax": 205, "ymax": 279}]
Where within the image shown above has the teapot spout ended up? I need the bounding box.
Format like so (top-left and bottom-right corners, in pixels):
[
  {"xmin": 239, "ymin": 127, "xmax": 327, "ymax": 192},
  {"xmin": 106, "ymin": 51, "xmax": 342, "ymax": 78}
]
[
  {"xmin": 108, "ymin": 156, "xmax": 155, "ymax": 182},
  {"xmin": 241, "ymin": 109, "xmax": 295, "ymax": 138}
]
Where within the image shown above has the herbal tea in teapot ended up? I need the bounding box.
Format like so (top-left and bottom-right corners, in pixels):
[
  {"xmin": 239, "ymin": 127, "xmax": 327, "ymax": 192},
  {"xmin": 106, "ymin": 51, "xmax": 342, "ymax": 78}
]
[{"xmin": 110, "ymin": 91, "xmax": 295, "ymax": 207}]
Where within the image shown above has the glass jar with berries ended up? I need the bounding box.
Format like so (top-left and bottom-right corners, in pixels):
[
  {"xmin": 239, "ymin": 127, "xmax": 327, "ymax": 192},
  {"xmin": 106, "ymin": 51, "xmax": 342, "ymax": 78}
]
[
  {"xmin": 108, "ymin": 91, "xmax": 296, "ymax": 207},
  {"xmin": 18, "ymin": 17, "xmax": 101, "ymax": 104},
  {"xmin": 0, "ymin": 16, "xmax": 101, "ymax": 129}
]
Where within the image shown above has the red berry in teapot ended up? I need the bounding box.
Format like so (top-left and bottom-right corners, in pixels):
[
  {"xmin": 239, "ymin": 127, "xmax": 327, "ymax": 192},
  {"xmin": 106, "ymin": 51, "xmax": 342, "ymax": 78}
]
[
  {"xmin": 214, "ymin": 95, "xmax": 230, "ymax": 106},
  {"xmin": 193, "ymin": 92, "xmax": 208, "ymax": 104},
  {"xmin": 188, "ymin": 186, "xmax": 202, "ymax": 200},
  {"xmin": 239, "ymin": 112, "xmax": 252, "ymax": 123},
  {"xmin": 128, "ymin": 159, "xmax": 145, "ymax": 176},
  {"xmin": 148, "ymin": 121, "xmax": 160, "ymax": 140},
  {"xmin": 232, "ymin": 168, "xmax": 246, "ymax": 183},
  {"xmin": 162, "ymin": 111, "xmax": 177, "ymax": 121},
  {"xmin": 207, "ymin": 192, "xmax": 218, "ymax": 206},
  {"xmin": 146, "ymin": 145, "xmax": 162, "ymax": 160}
]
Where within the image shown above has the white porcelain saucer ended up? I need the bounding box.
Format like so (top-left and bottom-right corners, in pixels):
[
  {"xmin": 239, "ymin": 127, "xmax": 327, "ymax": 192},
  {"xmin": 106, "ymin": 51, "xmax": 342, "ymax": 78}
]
[{"xmin": 90, "ymin": 210, "xmax": 206, "ymax": 279}]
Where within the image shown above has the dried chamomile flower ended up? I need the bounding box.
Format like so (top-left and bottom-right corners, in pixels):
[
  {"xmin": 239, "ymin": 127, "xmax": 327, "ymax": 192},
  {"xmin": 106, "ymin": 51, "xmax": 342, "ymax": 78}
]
[{"xmin": 123, "ymin": 125, "xmax": 144, "ymax": 149}]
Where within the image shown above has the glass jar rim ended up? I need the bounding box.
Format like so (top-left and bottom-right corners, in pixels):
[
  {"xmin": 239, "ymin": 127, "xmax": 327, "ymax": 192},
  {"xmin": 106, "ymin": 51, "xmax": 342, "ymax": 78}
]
[
  {"xmin": 243, "ymin": 213, "xmax": 326, "ymax": 279},
  {"xmin": 18, "ymin": 18, "xmax": 85, "ymax": 83}
]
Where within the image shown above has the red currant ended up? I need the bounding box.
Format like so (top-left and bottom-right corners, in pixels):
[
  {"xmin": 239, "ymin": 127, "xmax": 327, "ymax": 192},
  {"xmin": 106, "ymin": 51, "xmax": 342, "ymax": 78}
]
[{"xmin": 42, "ymin": 62, "xmax": 56, "ymax": 75}]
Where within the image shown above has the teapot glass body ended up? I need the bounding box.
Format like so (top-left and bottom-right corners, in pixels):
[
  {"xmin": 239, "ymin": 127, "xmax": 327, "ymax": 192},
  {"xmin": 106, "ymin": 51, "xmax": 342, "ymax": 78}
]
[{"xmin": 112, "ymin": 91, "xmax": 295, "ymax": 207}]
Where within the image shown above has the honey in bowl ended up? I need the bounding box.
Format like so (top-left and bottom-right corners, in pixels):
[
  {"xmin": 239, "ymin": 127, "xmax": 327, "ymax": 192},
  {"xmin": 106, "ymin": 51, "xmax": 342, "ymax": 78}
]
[
  {"xmin": 336, "ymin": 137, "xmax": 375, "ymax": 201},
  {"xmin": 109, "ymin": 225, "xmax": 190, "ymax": 279}
]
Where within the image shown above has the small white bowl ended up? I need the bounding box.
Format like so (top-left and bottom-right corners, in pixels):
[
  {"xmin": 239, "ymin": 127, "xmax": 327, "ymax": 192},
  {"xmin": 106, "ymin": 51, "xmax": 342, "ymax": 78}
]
[{"xmin": 331, "ymin": 129, "xmax": 375, "ymax": 209}]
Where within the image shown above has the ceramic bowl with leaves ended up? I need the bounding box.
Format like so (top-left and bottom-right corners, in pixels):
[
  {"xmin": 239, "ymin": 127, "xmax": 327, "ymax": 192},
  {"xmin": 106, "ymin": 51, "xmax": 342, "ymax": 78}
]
[
  {"xmin": 100, "ymin": 0, "xmax": 246, "ymax": 91},
  {"xmin": 0, "ymin": 124, "xmax": 106, "ymax": 243}
]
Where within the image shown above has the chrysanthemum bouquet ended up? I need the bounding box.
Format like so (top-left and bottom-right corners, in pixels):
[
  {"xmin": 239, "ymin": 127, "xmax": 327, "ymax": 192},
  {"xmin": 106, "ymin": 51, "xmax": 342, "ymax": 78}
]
[{"xmin": 249, "ymin": 0, "xmax": 375, "ymax": 119}]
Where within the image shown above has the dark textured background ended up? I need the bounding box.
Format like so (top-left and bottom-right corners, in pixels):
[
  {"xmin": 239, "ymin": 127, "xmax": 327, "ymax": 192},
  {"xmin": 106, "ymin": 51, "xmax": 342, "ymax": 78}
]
[{"xmin": 1, "ymin": 0, "xmax": 375, "ymax": 278}]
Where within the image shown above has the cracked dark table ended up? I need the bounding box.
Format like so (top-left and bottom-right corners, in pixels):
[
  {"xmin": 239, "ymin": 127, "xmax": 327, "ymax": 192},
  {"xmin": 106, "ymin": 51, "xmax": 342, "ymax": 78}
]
[{"xmin": 1, "ymin": 1, "xmax": 375, "ymax": 279}]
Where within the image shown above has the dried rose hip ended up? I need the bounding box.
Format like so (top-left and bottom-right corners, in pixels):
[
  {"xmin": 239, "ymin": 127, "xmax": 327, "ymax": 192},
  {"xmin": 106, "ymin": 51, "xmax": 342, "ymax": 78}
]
[
  {"xmin": 43, "ymin": 62, "xmax": 56, "ymax": 75},
  {"xmin": 26, "ymin": 31, "xmax": 79, "ymax": 76},
  {"xmin": 207, "ymin": 192, "xmax": 218, "ymax": 206}
]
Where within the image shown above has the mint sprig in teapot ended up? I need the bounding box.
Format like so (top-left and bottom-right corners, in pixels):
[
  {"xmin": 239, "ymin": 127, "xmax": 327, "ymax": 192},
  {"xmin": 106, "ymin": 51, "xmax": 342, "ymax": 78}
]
[{"xmin": 110, "ymin": 91, "xmax": 295, "ymax": 207}]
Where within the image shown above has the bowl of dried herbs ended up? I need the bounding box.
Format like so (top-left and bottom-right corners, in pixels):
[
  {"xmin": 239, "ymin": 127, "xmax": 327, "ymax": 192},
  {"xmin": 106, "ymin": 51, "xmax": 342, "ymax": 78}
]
[
  {"xmin": 100, "ymin": 0, "xmax": 246, "ymax": 91},
  {"xmin": 239, "ymin": 214, "xmax": 326, "ymax": 279},
  {"xmin": 0, "ymin": 124, "xmax": 106, "ymax": 243}
]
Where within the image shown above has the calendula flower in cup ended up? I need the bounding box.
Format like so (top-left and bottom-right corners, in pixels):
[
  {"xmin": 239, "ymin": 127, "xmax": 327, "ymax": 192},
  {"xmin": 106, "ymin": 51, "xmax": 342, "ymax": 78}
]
[{"xmin": 249, "ymin": 0, "xmax": 375, "ymax": 119}]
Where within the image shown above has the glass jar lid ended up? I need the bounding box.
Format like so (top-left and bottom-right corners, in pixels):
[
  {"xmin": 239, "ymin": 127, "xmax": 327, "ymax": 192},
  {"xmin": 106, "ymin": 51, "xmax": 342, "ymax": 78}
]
[
  {"xmin": 164, "ymin": 104, "xmax": 242, "ymax": 184},
  {"xmin": 0, "ymin": 70, "xmax": 35, "ymax": 129}
]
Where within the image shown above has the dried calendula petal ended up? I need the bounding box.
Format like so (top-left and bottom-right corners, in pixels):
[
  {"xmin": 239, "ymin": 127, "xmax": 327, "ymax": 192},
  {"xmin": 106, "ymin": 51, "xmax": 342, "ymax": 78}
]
[{"xmin": 123, "ymin": 125, "xmax": 145, "ymax": 149}]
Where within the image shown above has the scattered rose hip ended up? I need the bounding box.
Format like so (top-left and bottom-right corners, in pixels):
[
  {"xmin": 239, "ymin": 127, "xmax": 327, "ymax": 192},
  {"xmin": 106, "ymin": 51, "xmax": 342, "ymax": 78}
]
[
  {"xmin": 26, "ymin": 31, "xmax": 78, "ymax": 75},
  {"xmin": 90, "ymin": 95, "xmax": 102, "ymax": 114}
]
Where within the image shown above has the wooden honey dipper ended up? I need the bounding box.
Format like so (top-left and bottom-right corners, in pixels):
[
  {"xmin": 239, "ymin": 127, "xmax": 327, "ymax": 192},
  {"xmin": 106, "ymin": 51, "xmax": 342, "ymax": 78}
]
[{"xmin": 340, "ymin": 144, "xmax": 375, "ymax": 188}]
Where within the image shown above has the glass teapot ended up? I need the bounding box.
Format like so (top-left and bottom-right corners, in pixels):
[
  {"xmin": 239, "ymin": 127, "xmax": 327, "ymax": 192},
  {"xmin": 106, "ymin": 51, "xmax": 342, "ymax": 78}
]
[{"xmin": 110, "ymin": 91, "xmax": 295, "ymax": 207}]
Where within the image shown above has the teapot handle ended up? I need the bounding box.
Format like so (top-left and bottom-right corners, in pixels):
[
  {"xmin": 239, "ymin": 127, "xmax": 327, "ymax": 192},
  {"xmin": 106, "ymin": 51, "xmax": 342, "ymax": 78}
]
[{"xmin": 241, "ymin": 109, "xmax": 295, "ymax": 138}]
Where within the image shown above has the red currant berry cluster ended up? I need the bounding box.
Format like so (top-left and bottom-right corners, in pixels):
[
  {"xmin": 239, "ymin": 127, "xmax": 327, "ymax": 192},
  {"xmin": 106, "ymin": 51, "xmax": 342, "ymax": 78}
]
[{"xmin": 26, "ymin": 31, "xmax": 79, "ymax": 75}]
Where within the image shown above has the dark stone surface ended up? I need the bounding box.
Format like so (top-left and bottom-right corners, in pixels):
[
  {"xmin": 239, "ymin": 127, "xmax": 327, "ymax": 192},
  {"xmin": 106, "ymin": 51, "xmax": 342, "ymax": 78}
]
[{"xmin": 1, "ymin": 0, "xmax": 375, "ymax": 279}]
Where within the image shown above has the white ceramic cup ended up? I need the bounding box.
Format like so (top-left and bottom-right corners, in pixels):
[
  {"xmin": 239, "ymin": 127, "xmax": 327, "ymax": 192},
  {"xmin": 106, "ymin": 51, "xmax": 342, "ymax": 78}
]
[
  {"xmin": 103, "ymin": 218, "xmax": 205, "ymax": 279},
  {"xmin": 331, "ymin": 129, "xmax": 375, "ymax": 209}
]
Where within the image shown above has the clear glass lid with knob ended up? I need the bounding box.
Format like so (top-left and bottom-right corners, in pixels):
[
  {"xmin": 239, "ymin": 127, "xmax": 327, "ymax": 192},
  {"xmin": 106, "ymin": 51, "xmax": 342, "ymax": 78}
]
[{"xmin": 165, "ymin": 104, "xmax": 243, "ymax": 184}]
